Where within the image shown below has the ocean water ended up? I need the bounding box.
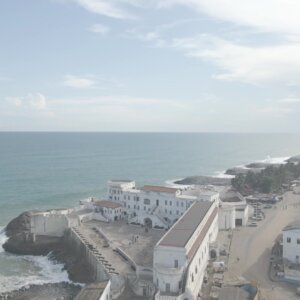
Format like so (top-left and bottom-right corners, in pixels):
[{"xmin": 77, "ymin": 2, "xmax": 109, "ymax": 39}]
[{"xmin": 1, "ymin": 132, "xmax": 300, "ymax": 292}]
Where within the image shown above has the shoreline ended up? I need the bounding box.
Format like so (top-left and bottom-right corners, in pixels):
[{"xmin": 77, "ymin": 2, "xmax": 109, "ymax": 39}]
[{"xmin": 1, "ymin": 153, "xmax": 300, "ymax": 298}]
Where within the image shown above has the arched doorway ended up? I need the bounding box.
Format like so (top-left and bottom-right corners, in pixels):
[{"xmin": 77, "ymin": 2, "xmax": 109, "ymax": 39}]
[
  {"xmin": 144, "ymin": 218, "xmax": 153, "ymax": 228},
  {"xmin": 210, "ymin": 249, "xmax": 217, "ymax": 259}
]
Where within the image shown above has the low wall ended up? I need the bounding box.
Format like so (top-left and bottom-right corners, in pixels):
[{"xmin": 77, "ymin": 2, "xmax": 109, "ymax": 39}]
[
  {"xmin": 30, "ymin": 214, "xmax": 69, "ymax": 237},
  {"xmin": 65, "ymin": 228, "xmax": 125, "ymax": 299},
  {"xmin": 65, "ymin": 228, "xmax": 109, "ymax": 281}
]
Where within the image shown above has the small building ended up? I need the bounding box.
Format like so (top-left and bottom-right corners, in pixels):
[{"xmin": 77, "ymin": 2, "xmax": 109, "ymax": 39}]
[
  {"xmin": 283, "ymin": 222, "xmax": 300, "ymax": 264},
  {"xmin": 94, "ymin": 200, "xmax": 123, "ymax": 222},
  {"xmin": 153, "ymin": 201, "xmax": 218, "ymax": 300},
  {"xmin": 219, "ymin": 191, "xmax": 249, "ymax": 229}
]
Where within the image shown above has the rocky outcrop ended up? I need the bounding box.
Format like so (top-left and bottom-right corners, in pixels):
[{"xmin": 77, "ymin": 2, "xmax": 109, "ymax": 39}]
[
  {"xmin": 3, "ymin": 210, "xmax": 94, "ymax": 284},
  {"xmin": 0, "ymin": 282, "xmax": 82, "ymax": 300},
  {"xmin": 175, "ymin": 176, "xmax": 231, "ymax": 186},
  {"xmin": 3, "ymin": 233, "xmax": 62, "ymax": 256},
  {"xmin": 5, "ymin": 211, "xmax": 34, "ymax": 237}
]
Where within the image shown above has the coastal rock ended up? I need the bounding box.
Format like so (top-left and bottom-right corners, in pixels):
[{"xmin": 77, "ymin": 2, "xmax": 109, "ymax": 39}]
[
  {"xmin": 5, "ymin": 211, "xmax": 33, "ymax": 237},
  {"xmin": 175, "ymin": 176, "xmax": 231, "ymax": 186},
  {"xmin": 288, "ymin": 155, "xmax": 300, "ymax": 163},
  {"xmin": 3, "ymin": 234, "xmax": 62, "ymax": 256},
  {"xmin": 0, "ymin": 282, "xmax": 82, "ymax": 300}
]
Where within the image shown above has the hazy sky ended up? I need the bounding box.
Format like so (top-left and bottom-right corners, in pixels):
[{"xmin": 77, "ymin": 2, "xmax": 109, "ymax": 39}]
[{"xmin": 1, "ymin": 0, "xmax": 300, "ymax": 132}]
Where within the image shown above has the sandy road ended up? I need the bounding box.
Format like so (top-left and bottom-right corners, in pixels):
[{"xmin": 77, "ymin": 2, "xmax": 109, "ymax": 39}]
[{"xmin": 225, "ymin": 192, "xmax": 300, "ymax": 300}]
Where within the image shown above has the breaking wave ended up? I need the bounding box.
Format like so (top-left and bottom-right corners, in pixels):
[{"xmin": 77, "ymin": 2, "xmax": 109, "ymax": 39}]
[
  {"xmin": 0, "ymin": 227, "xmax": 8, "ymax": 253},
  {"xmin": 0, "ymin": 254, "xmax": 70, "ymax": 294}
]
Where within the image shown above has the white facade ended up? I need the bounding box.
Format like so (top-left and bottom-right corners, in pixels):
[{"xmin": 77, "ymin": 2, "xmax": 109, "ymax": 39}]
[
  {"xmin": 218, "ymin": 191, "xmax": 249, "ymax": 230},
  {"xmin": 100, "ymin": 280, "xmax": 111, "ymax": 300},
  {"xmin": 107, "ymin": 180, "xmax": 219, "ymax": 229},
  {"xmin": 94, "ymin": 200, "xmax": 123, "ymax": 222},
  {"xmin": 30, "ymin": 211, "xmax": 74, "ymax": 237},
  {"xmin": 153, "ymin": 201, "xmax": 218, "ymax": 300},
  {"xmin": 283, "ymin": 224, "xmax": 300, "ymax": 264}
]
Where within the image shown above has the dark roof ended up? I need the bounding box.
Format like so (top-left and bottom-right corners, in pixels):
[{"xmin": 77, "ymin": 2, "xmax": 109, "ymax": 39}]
[
  {"xmin": 94, "ymin": 200, "xmax": 122, "ymax": 209},
  {"xmin": 142, "ymin": 185, "xmax": 178, "ymax": 194},
  {"xmin": 283, "ymin": 221, "xmax": 300, "ymax": 231},
  {"xmin": 158, "ymin": 201, "xmax": 214, "ymax": 248},
  {"xmin": 75, "ymin": 281, "xmax": 108, "ymax": 300}
]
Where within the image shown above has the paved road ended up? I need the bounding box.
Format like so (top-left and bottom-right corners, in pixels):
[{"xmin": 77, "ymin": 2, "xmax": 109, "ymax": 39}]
[{"xmin": 225, "ymin": 192, "xmax": 300, "ymax": 300}]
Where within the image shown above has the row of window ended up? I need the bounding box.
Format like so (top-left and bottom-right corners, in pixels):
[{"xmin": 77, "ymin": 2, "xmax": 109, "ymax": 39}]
[{"xmin": 286, "ymin": 237, "xmax": 300, "ymax": 244}]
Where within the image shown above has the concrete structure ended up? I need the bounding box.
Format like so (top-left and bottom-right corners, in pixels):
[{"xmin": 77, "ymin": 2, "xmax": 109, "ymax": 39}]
[
  {"xmin": 30, "ymin": 209, "xmax": 84, "ymax": 237},
  {"xmin": 219, "ymin": 191, "xmax": 249, "ymax": 230},
  {"xmin": 283, "ymin": 222, "xmax": 300, "ymax": 264},
  {"xmin": 153, "ymin": 201, "xmax": 218, "ymax": 300},
  {"xmin": 75, "ymin": 280, "xmax": 111, "ymax": 300},
  {"xmin": 107, "ymin": 180, "xmax": 220, "ymax": 229}
]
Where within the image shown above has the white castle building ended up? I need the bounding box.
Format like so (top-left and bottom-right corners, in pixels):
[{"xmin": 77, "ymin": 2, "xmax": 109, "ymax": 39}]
[
  {"xmin": 153, "ymin": 200, "xmax": 218, "ymax": 300},
  {"xmin": 106, "ymin": 180, "xmax": 219, "ymax": 229}
]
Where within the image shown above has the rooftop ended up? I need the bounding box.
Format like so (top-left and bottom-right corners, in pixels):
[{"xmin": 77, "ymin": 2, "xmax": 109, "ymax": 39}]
[
  {"xmin": 94, "ymin": 200, "xmax": 122, "ymax": 209},
  {"xmin": 221, "ymin": 191, "xmax": 245, "ymax": 203},
  {"xmin": 283, "ymin": 221, "xmax": 300, "ymax": 231},
  {"xmin": 158, "ymin": 201, "xmax": 214, "ymax": 248},
  {"xmin": 75, "ymin": 281, "xmax": 108, "ymax": 300},
  {"xmin": 69, "ymin": 208, "xmax": 93, "ymax": 216},
  {"xmin": 142, "ymin": 185, "xmax": 178, "ymax": 194}
]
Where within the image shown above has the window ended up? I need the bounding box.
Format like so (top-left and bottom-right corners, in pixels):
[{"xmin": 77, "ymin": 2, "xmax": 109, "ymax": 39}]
[
  {"xmin": 181, "ymin": 202, "xmax": 184, "ymax": 207},
  {"xmin": 169, "ymin": 201, "xmax": 172, "ymax": 206},
  {"xmin": 166, "ymin": 283, "xmax": 170, "ymax": 293},
  {"xmin": 170, "ymin": 210, "xmax": 172, "ymax": 215},
  {"xmin": 144, "ymin": 198, "xmax": 150, "ymax": 205},
  {"xmin": 287, "ymin": 237, "xmax": 291, "ymax": 243},
  {"xmin": 191, "ymin": 273, "xmax": 194, "ymax": 282},
  {"xmin": 165, "ymin": 200, "xmax": 167, "ymax": 205},
  {"xmin": 176, "ymin": 201, "xmax": 179, "ymax": 207},
  {"xmin": 174, "ymin": 260, "xmax": 178, "ymax": 268},
  {"xmin": 165, "ymin": 209, "xmax": 167, "ymax": 213},
  {"xmin": 297, "ymin": 239, "xmax": 300, "ymax": 244},
  {"xmin": 176, "ymin": 210, "xmax": 179, "ymax": 215},
  {"xmin": 195, "ymin": 266, "xmax": 198, "ymax": 274},
  {"xmin": 144, "ymin": 206, "xmax": 146, "ymax": 211}
]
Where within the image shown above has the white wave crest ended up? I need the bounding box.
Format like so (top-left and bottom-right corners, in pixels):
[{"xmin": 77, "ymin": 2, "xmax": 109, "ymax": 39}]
[
  {"xmin": 0, "ymin": 254, "xmax": 70, "ymax": 294},
  {"xmin": 0, "ymin": 227, "xmax": 8, "ymax": 253},
  {"xmin": 213, "ymin": 171, "xmax": 235, "ymax": 179},
  {"xmin": 259, "ymin": 156, "xmax": 290, "ymax": 164}
]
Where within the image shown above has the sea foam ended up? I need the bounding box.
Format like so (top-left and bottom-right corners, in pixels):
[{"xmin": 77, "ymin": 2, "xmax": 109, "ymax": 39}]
[
  {"xmin": 0, "ymin": 227, "xmax": 8, "ymax": 254},
  {"xmin": 0, "ymin": 254, "xmax": 70, "ymax": 293}
]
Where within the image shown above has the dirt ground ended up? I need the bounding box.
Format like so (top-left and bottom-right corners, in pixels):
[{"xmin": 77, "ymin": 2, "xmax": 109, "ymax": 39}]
[{"xmin": 224, "ymin": 192, "xmax": 300, "ymax": 300}]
